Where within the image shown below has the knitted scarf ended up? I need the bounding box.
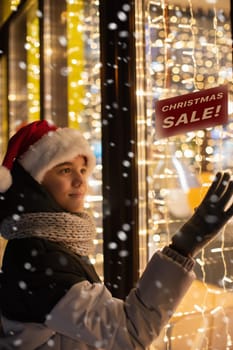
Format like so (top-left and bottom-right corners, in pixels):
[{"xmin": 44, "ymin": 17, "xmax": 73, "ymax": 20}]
[{"xmin": 0, "ymin": 212, "xmax": 96, "ymax": 256}]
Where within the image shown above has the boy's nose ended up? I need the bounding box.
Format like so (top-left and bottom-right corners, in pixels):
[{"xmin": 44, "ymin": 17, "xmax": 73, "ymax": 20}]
[{"xmin": 72, "ymin": 172, "xmax": 84, "ymax": 186}]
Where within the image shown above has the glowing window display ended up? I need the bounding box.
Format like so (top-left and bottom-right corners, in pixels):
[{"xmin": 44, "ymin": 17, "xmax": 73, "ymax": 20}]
[
  {"xmin": 2, "ymin": 0, "xmax": 102, "ymax": 276},
  {"xmin": 136, "ymin": 0, "xmax": 233, "ymax": 348}
]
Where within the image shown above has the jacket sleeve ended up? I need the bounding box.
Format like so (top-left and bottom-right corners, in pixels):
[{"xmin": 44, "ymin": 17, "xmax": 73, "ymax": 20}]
[{"xmin": 45, "ymin": 249, "xmax": 195, "ymax": 349}]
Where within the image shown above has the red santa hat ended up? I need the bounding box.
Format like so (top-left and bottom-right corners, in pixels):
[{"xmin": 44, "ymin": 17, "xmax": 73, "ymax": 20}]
[{"xmin": 0, "ymin": 120, "xmax": 96, "ymax": 193}]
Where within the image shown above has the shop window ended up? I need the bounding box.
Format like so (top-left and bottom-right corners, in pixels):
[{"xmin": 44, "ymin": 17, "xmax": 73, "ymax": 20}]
[
  {"xmin": 136, "ymin": 0, "xmax": 233, "ymax": 348},
  {"xmin": 1, "ymin": 0, "xmax": 102, "ymax": 276}
]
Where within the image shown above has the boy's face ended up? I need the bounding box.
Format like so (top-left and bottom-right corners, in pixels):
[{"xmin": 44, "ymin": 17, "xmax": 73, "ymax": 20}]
[{"xmin": 42, "ymin": 155, "xmax": 88, "ymax": 212}]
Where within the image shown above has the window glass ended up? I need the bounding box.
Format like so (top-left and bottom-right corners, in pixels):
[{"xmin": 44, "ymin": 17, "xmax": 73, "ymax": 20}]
[
  {"xmin": 136, "ymin": 0, "xmax": 233, "ymax": 348},
  {"xmin": 3, "ymin": 0, "xmax": 102, "ymax": 277}
]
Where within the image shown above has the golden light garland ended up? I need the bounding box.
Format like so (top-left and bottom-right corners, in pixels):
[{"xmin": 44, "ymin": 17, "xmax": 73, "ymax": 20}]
[{"xmin": 10, "ymin": 0, "xmax": 21, "ymax": 11}]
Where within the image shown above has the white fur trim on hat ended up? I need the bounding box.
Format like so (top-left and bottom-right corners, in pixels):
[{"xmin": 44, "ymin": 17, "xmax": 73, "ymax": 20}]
[
  {"xmin": 0, "ymin": 166, "xmax": 12, "ymax": 193},
  {"xmin": 18, "ymin": 128, "xmax": 96, "ymax": 183}
]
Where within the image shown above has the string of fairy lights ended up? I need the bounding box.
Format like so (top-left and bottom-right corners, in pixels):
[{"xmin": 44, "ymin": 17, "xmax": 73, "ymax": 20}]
[
  {"xmin": 139, "ymin": 0, "xmax": 233, "ymax": 349},
  {"xmin": 145, "ymin": 0, "xmax": 232, "ymax": 260},
  {"xmin": 10, "ymin": 0, "xmax": 21, "ymax": 11}
]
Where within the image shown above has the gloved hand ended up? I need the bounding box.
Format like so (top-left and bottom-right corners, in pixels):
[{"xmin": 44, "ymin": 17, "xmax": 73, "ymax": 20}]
[{"xmin": 169, "ymin": 171, "xmax": 233, "ymax": 257}]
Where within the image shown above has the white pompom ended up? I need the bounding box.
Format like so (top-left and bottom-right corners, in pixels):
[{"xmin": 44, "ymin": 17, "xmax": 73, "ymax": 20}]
[{"xmin": 0, "ymin": 166, "xmax": 12, "ymax": 193}]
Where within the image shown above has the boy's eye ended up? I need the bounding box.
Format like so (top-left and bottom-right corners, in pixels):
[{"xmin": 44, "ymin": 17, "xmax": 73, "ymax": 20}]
[
  {"xmin": 60, "ymin": 167, "xmax": 71, "ymax": 174},
  {"xmin": 81, "ymin": 167, "xmax": 87, "ymax": 174}
]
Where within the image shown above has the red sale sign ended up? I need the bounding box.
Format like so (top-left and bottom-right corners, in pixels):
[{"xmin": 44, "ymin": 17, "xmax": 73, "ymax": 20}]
[{"xmin": 155, "ymin": 85, "xmax": 228, "ymax": 138}]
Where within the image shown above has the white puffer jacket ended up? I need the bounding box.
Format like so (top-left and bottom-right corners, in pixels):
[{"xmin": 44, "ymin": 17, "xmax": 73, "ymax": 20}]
[{"xmin": 0, "ymin": 248, "xmax": 195, "ymax": 350}]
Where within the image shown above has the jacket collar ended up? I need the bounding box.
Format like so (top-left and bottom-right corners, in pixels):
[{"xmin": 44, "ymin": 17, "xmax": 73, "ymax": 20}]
[{"xmin": 0, "ymin": 161, "xmax": 63, "ymax": 223}]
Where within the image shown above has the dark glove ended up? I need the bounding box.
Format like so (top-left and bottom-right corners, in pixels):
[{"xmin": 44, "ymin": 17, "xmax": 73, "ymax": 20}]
[{"xmin": 169, "ymin": 171, "xmax": 233, "ymax": 257}]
